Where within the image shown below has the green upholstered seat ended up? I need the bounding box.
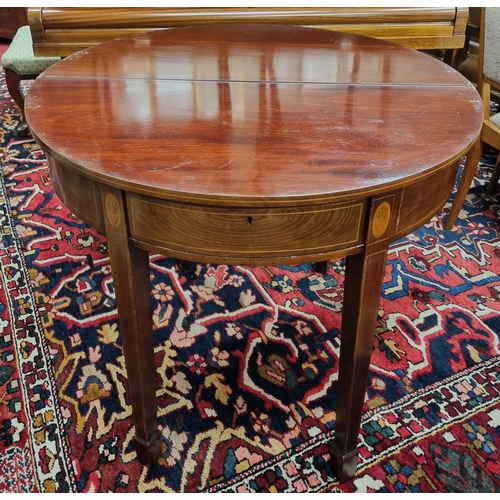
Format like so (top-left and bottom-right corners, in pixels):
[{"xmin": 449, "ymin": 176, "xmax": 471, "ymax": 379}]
[
  {"xmin": 2, "ymin": 25, "xmax": 60, "ymax": 75},
  {"xmin": 2, "ymin": 25, "xmax": 60, "ymax": 136}
]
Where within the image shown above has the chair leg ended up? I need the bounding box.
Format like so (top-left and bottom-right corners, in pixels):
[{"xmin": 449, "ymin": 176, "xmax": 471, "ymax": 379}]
[
  {"xmin": 4, "ymin": 68, "xmax": 24, "ymax": 115},
  {"xmin": 444, "ymin": 138, "xmax": 483, "ymax": 230},
  {"xmin": 486, "ymin": 153, "xmax": 500, "ymax": 195},
  {"xmin": 4, "ymin": 68, "xmax": 32, "ymax": 137}
]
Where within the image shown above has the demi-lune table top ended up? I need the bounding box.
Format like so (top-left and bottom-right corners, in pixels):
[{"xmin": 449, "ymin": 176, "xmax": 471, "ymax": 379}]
[{"xmin": 26, "ymin": 24, "xmax": 482, "ymax": 206}]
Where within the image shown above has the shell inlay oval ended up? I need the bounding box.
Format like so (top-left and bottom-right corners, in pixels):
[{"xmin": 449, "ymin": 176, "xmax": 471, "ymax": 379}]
[
  {"xmin": 372, "ymin": 201, "xmax": 391, "ymax": 239},
  {"xmin": 105, "ymin": 193, "xmax": 122, "ymax": 228}
]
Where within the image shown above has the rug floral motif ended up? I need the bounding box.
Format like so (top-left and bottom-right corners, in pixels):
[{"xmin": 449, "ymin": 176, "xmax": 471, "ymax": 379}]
[{"xmin": 1, "ymin": 72, "xmax": 500, "ymax": 492}]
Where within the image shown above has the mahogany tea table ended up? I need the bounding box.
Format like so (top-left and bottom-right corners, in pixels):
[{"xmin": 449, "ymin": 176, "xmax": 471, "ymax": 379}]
[{"xmin": 25, "ymin": 25, "xmax": 483, "ymax": 483}]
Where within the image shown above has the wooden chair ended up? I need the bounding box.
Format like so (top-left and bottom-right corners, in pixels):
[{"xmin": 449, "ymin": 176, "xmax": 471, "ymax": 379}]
[
  {"xmin": 1, "ymin": 25, "xmax": 60, "ymax": 136},
  {"xmin": 451, "ymin": 7, "xmax": 481, "ymax": 71},
  {"xmin": 445, "ymin": 7, "xmax": 500, "ymax": 230}
]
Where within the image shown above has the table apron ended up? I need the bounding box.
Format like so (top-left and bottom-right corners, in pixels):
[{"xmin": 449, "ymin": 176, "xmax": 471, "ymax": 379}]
[
  {"xmin": 392, "ymin": 158, "xmax": 460, "ymax": 240},
  {"xmin": 126, "ymin": 194, "xmax": 368, "ymax": 264},
  {"xmin": 45, "ymin": 154, "xmax": 459, "ymax": 264}
]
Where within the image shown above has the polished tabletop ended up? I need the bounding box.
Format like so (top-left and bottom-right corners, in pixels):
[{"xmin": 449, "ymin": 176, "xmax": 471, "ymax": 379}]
[{"xmin": 26, "ymin": 24, "xmax": 482, "ymax": 205}]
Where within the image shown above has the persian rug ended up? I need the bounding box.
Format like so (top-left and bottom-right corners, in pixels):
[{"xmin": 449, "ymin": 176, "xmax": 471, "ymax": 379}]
[{"xmin": 1, "ymin": 70, "xmax": 500, "ymax": 493}]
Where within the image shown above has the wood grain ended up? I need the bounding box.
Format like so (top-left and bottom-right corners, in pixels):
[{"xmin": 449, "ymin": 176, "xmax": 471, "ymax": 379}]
[
  {"xmin": 46, "ymin": 157, "xmax": 105, "ymax": 233},
  {"xmin": 27, "ymin": 7, "xmax": 468, "ymax": 57},
  {"xmin": 26, "ymin": 25, "xmax": 482, "ymax": 207},
  {"xmin": 127, "ymin": 195, "xmax": 366, "ymax": 263}
]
